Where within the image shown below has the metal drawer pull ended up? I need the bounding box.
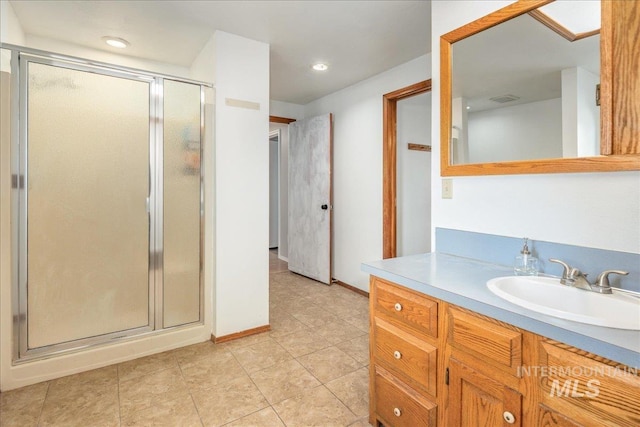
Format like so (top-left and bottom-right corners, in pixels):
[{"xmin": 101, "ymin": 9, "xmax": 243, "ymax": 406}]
[
  {"xmin": 394, "ymin": 302, "xmax": 403, "ymax": 311},
  {"xmin": 503, "ymin": 411, "xmax": 515, "ymax": 424},
  {"xmin": 393, "ymin": 350, "xmax": 402, "ymax": 360},
  {"xmin": 393, "ymin": 407, "xmax": 402, "ymax": 417}
]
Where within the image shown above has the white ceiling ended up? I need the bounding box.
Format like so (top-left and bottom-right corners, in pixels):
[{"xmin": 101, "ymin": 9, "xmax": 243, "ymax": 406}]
[
  {"xmin": 9, "ymin": 0, "xmax": 432, "ymax": 105},
  {"xmin": 452, "ymin": 12, "xmax": 600, "ymax": 112}
]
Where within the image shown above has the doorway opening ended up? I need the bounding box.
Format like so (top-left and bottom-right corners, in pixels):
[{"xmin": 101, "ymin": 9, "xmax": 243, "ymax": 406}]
[
  {"xmin": 269, "ymin": 115, "xmax": 296, "ymax": 265},
  {"xmin": 269, "ymin": 129, "xmax": 280, "ymax": 250},
  {"xmin": 382, "ymin": 80, "xmax": 432, "ymax": 259}
]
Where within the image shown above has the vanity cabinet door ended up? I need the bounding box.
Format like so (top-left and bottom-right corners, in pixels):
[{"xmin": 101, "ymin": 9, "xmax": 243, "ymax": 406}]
[
  {"xmin": 447, "ymin": 358, "xmax": 523, "ymax": 427},
  {"xmin": 537, "ymin": 340, "xmax": 640, "ymax": 427},
  {"xmin": 537, "ymin": 404, "xmax": 583, "ymax": 427}
]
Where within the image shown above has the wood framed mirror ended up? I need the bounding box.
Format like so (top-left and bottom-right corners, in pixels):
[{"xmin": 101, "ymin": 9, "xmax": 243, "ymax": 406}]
[{"xmin": 440, "ymin": 0, "xmax": 640, "ymax": 176}]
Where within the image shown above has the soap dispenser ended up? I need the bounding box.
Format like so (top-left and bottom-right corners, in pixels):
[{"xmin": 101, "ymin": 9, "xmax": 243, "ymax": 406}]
[{"xmin": 514, "ymin": 237, "xmax": 538, "ymax": 276}]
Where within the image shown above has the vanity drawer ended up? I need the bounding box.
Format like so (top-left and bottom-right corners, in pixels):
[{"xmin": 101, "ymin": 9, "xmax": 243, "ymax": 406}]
[
  {"xmin": 374, "ymin": 366, "xmax": 437, "ymax": 427},
  {"xmin": 538, "ymin": 340, "xmax": 640, "ymax": 427},
  {"xmin": 372, "ymin": 277, "xmax": 438, "ymax": 338},
  {"xmin": 446, "ymin": 305, "xmax": 522, "ymax": 377},
  {"xmin": 373, "ymin": 317, "xmax": 437, "ymax": 397}
]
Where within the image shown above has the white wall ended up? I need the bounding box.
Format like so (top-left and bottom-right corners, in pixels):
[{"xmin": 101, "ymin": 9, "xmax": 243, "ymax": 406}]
[
  {"xmin": 576, "ymin": 67, "xmax": 600, "ymax": 156},
  {"xmin": 451, "ymin": 97, "xmax": 469, "ymax": 164},
  {"xmin": 0, "ymin": 0, "xmax": 25, "ymax": 72},
  {"xmin": 0, "ymin": 0, "xmax": 25, "ymax": 45},
  {"xmin": 304, "ymin": 55, "xmax": 431, "ymax": 291},
  {"xmin": 562, "ymin": 67, "xmax": 600, "ymax": 158},
  {"xmin": 431, "ymin": 1, "xmax": 640, "ymax": 255},
  {"xmin": 397, "ymin": 92, "xmax": 432, "ymax": 256},
  {"xmin": 468, "ymin": 98, "xmax": 562, "ymax": 163},
  {"xmin": 270, "ymin": 100, "xmax": 305, "ymax": 120},
  {"xmin": 210, "ymin": 31, "xmax": 270, "ymax": 337}
]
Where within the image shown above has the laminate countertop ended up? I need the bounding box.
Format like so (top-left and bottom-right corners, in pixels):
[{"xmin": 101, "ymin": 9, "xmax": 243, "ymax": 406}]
[{"xmin": 362, "ymin": 252, "xmax": 640, "ymax": 368}]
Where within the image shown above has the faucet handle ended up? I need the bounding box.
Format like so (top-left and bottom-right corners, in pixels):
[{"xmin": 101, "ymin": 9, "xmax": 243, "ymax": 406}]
[
  {"xmin": 595, "ymin": 270, "xmax": 629, "ymax": 288},
  {"xmin": 549, "ymin": 258, "xmax": 572, "ymax": 283}
]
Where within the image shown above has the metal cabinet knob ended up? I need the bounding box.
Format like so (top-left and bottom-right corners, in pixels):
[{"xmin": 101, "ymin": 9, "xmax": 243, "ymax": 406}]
[
  {"xmin": 393, "ymin": 350, "xmax": 402, "ymax": 360},
  {"xmin": 394, "ymin": 302, "xmax": 402, "ymax": 311},
  {"xmin": 393, "ymin": 407, "xmax": 402, "ymax": 417},
  {"xmin": 503, "ymin": 411, "xmax": 516, "ymax": 424}
]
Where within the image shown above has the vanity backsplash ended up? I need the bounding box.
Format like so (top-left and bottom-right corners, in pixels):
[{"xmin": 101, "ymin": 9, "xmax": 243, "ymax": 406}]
[{"xmin": 436, "ymin": 228, "xmax": 640, "ymax": 292}]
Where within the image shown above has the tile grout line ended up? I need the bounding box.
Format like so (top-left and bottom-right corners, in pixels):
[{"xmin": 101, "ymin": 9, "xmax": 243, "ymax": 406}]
[
  {"xmin": 226, "ymin": 344, "xmax": 273, "ymax": 425},
  {"xmin": 175, "ymin": 355, "xmax": 205, "ymax": 427},
  {"xmin": 116, "ymin": 365, "xmax": 122, "ymax": 426},
  {"xmin": 36, "ymin": 381, "xmax": 51, "ymax": 425},
  {"xmin": 323, "ymin": 383, "xmax": 360, "ymax": 425}
]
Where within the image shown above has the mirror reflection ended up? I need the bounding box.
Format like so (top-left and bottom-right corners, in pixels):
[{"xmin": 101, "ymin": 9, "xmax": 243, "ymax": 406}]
[{"xmin": 451, "ymin": 3, "xmax": 600, "ymax": 165}]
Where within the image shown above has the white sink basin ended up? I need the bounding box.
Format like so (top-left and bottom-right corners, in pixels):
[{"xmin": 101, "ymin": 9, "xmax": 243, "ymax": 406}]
[{"xmin": 487, "ymin": 276, "xmax": 640, "ymax": 330}]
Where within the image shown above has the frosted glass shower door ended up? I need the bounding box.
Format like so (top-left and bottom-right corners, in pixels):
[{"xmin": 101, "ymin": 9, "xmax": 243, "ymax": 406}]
[
  {"xmin": 25, "ymin": 61, "xmax": 152, "ymax": 349},
  {"xmin": 163, "ymin": 80, "xmax": 202, "ymax": 327}
]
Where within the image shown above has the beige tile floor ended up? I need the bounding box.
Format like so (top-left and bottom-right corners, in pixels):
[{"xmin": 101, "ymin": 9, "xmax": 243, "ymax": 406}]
[{"xmin": 0, "ymin": 251, "xmax": 372, "ymax": 426}]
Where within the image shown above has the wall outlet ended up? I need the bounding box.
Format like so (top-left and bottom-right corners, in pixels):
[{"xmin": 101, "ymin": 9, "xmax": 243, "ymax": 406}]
[{"xmin": 442, "ymin": 179, "xmax": 453, "ymax": 199}]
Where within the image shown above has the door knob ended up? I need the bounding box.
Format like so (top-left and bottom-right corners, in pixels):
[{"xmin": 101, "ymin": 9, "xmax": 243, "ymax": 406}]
[{"xmin": 321, "ymin": 204, "xmax": 328, "ymax": 210}]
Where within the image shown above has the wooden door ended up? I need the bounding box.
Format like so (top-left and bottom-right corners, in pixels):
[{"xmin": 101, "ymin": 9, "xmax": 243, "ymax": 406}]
[
  {"xmin": 288, "ymin": 113, "xmax": 332, "ymax": 284},
  {"xmin": 448, "ymin": 358, "xmax": 522, "ymax": 427}
]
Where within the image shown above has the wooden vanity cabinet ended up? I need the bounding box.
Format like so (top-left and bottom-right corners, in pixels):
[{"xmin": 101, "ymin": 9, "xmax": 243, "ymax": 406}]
[
  {"xmin": 369, "ymin": 276, "xmax": 640, "ymax": 427},
  {"xmin": 535, "ymin": 340, "xmax": 640, "ymax": 427},
  {"xmin": 369, "ymin": 276, "xmax": 439, "ymax": 426},
  {"xmin": 443, "ymin": 305, "xmax": 527, "ymax": 427},
  {"xmin": 446, "ymin": 358, "xmax": 523, "ymax": 426}
]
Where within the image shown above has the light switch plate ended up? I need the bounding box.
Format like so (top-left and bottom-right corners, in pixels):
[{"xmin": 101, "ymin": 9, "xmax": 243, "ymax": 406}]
[{"xmin": 442, "ymin": 179, "xmax": 453, "ymax": 199}]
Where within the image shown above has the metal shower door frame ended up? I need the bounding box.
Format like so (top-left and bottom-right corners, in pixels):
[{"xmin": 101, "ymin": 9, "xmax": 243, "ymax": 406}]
[{"xmin": 9, "ymin": 47, "xmax": 208, "ymax": 363}]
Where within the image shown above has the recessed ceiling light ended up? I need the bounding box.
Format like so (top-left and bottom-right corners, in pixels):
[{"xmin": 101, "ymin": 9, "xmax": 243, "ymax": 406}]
[
  {"xmin": 102, "ymin": 37, "xmax": 130, "ymax": 49},
  {"xmin": 312, "ymin": 63, "xmax": 328, "ymax": 71},
  {"xmin": 466, "ymin": 106, "xmax": 471, "ymax": 110}
]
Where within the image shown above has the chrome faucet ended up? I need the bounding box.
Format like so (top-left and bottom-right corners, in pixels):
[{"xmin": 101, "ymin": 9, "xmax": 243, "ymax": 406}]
[
  {"xmin": 548, "ymin": 258, "xmax": 628, "ymax": 294},
  {"xmin": 549, "ymin": 259, "xmax": 573, "ymax": 285}
]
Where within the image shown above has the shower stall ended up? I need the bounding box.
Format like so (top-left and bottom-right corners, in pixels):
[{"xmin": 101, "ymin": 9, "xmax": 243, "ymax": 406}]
[{"xmin": 1, "ymin": 46, "xmax": 211, "ymax": 362}]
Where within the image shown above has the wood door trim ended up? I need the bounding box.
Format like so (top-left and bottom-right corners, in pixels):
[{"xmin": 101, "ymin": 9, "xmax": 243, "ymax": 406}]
[
  {"xmin": 528, "ymin": 10, "xmax": 599, "ymax": 42},
  {"xmin": 383, "ymin": 80, "xmax": 432, "ymax": 259},
  {"xmin": 269, "ymin": 115, "xmax": 296, "ymax": 124},
  {"xmin": 328, "ymin": 113, "xmax": 334, "ymax": 285}
]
